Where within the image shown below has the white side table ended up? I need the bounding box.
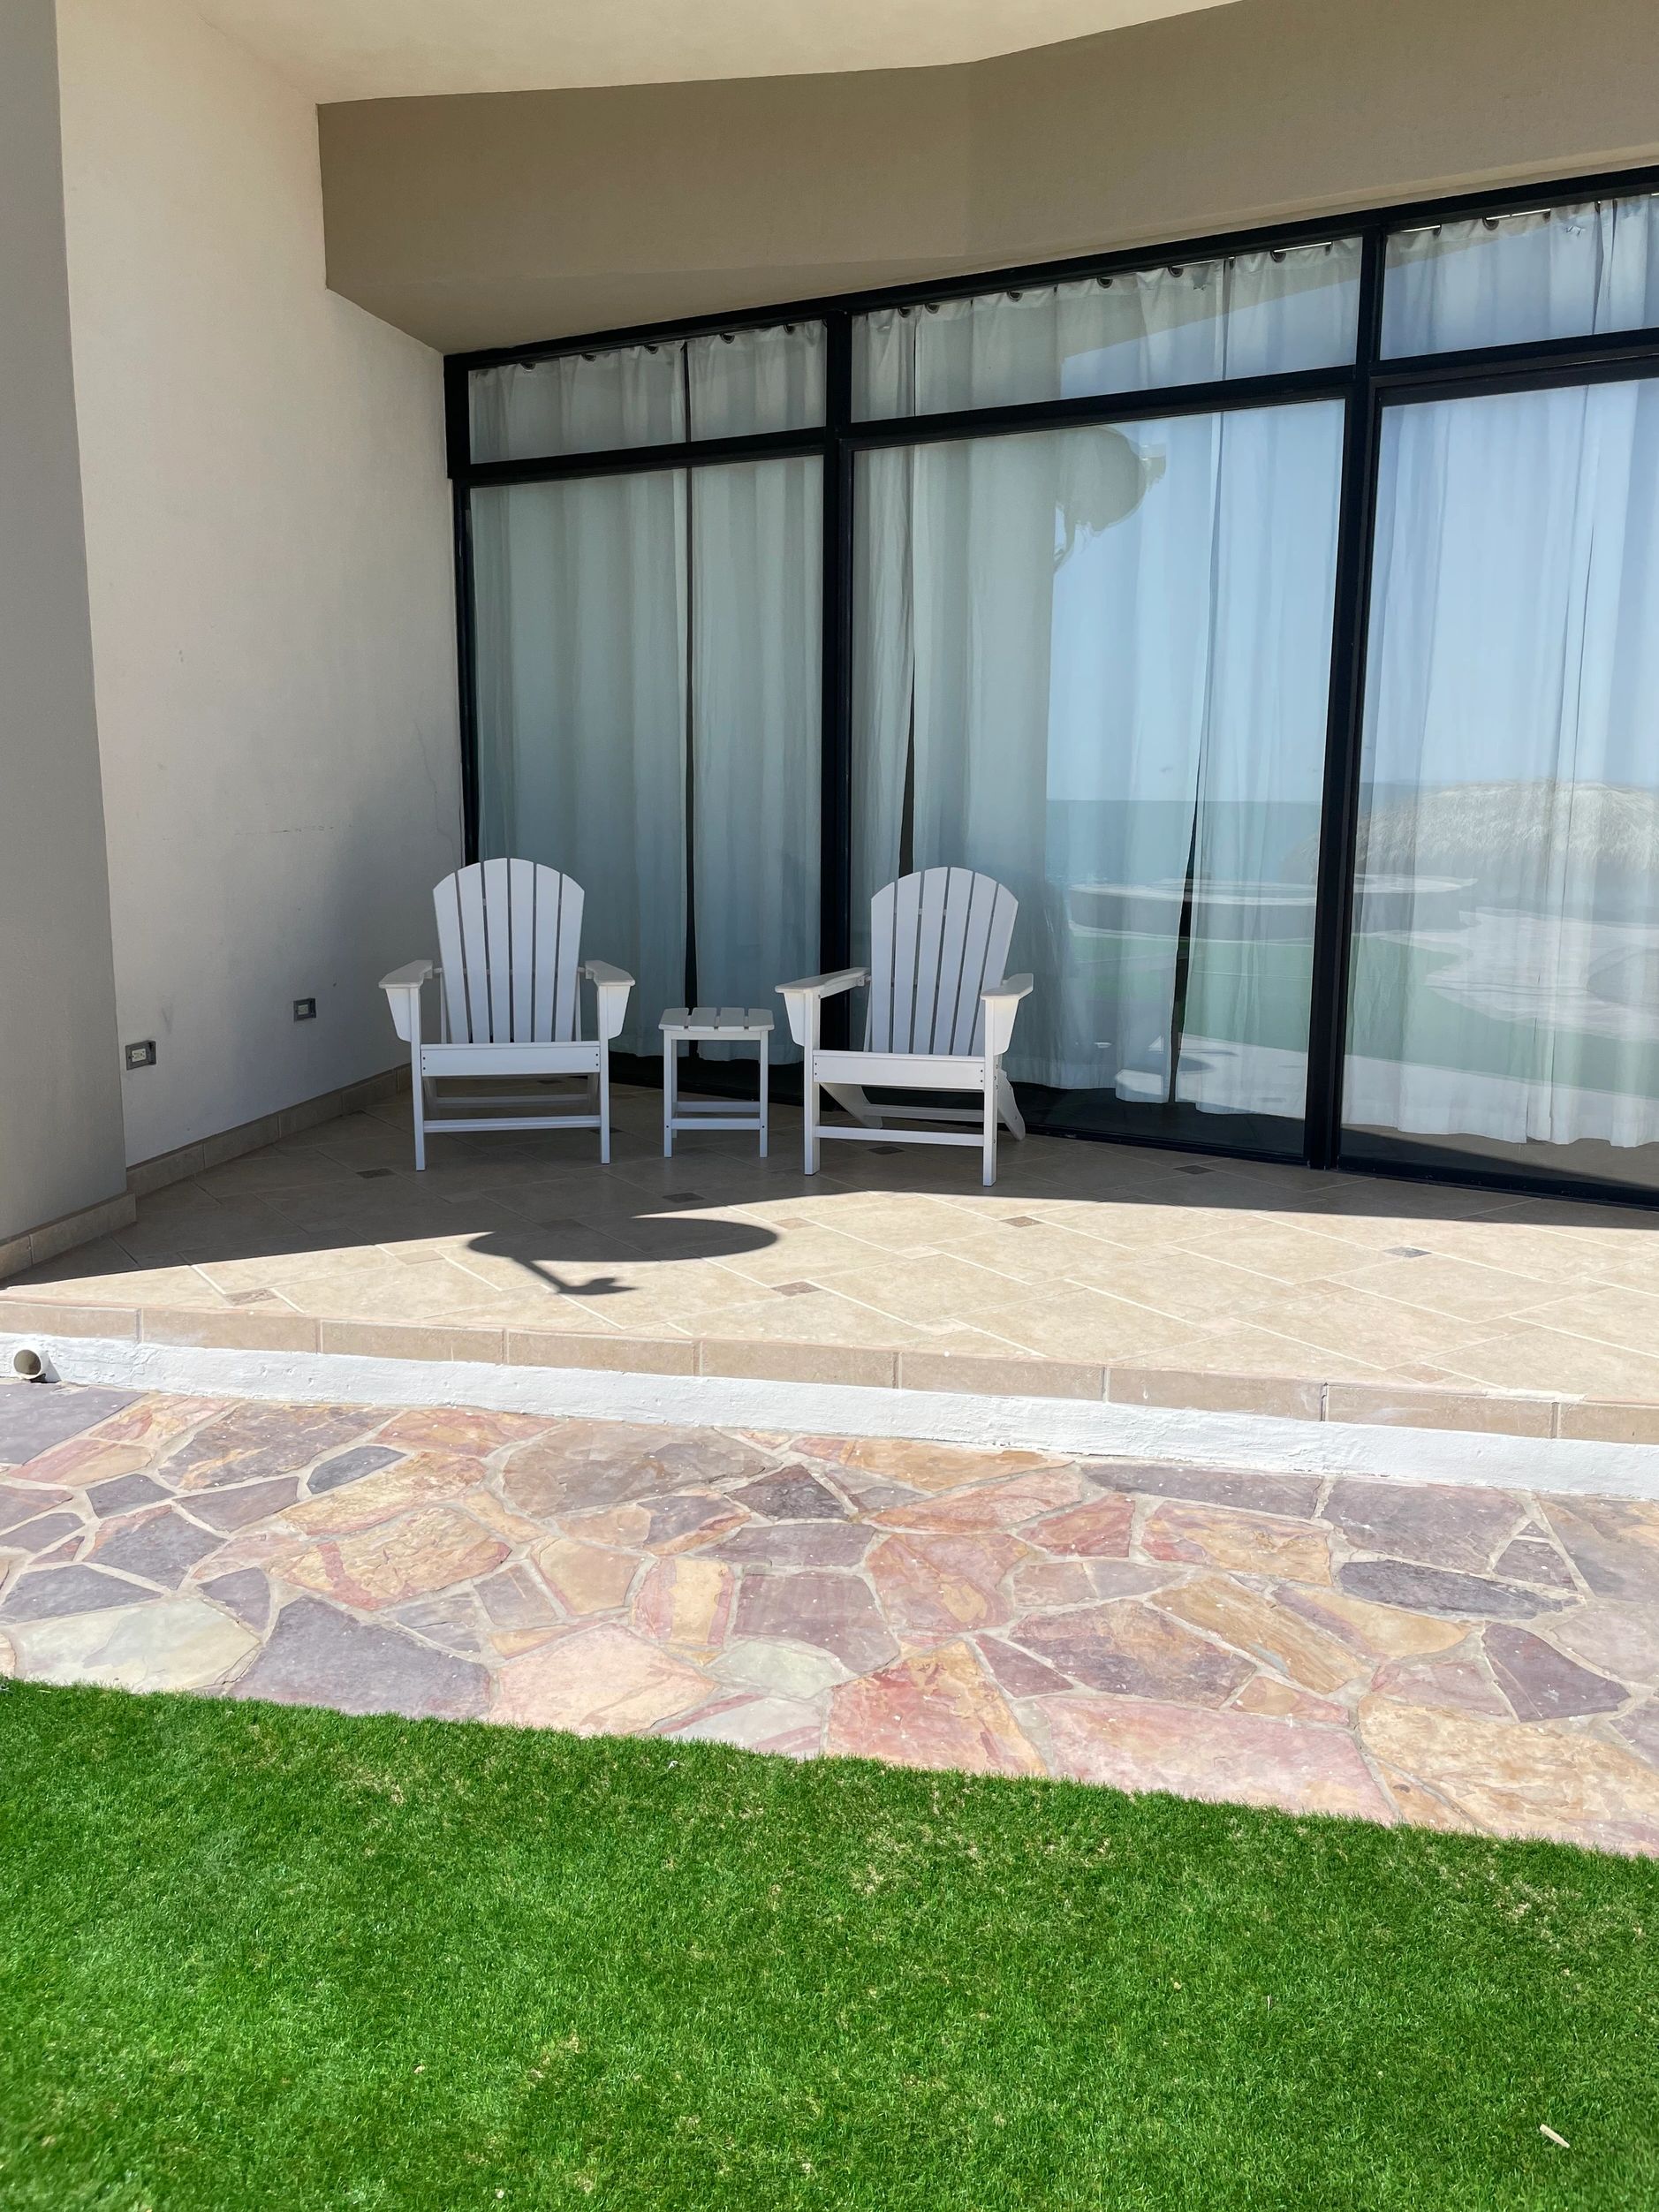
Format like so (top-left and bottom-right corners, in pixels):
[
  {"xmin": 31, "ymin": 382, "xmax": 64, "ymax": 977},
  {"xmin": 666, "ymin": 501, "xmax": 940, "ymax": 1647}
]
[{"xmin": 659, "ymin": 1007, "xmax": 773, "ymax": 1157}]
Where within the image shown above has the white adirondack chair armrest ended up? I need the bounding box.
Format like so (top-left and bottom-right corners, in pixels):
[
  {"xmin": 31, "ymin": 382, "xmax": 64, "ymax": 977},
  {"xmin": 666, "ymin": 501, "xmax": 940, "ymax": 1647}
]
[
  {"xmin": 777, "ymin": 967, "xmax": 869, "ymax": 1049},
  {"xmin": 380, "ymin": 960, "xmax": 434, "ymax": 1043},
  {"xmin": 582, "ymin": 959, "xmax": 634, "ymax": 1043},
  {"xmin": 981, "ymin": 973, "xmax": 1034, "ymax": 1057}
]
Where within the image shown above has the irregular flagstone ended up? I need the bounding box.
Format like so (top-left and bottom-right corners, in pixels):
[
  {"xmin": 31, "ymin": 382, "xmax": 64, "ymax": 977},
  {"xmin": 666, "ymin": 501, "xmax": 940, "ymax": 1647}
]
[
  {"xmin": 1010, "ymin": 1558, "xmax": 1170, "ymax": 1608},
  {"xmin": 1358, "ymin": 1694, "xmax": 1659, "ymax": 1849},
  {"xmin": 974, "ymin": 1632, "xmax": 1073, "ymax": 1700},
  {"xmin": 867, "ymin": 1531, "xmax": 1024, "ymax": 1634},
  {"xmin": 85, "ymin": 1472, "xmax": 170, "ymax": 1518},
  {"xmin": 200, "ymin": 1567, "xmax": 272, "ymax": 1632},
  {"xmin": 375, "ymin": 1405, "xmax": 547, "ymax": 1457},
  {"xmin": 734, "ymin": 1570, "xmax": 898, "ymax": 1675},
  {"xmin": 392, "ymin": 1592, "xmax": 489, "ymax": 1656},
  {"xmin": 0, "ymin": 1483, "xmax": 72, "ymax": 1531},
  {"xmin": 459, "ymin": 1490, "xmax": 551, "ymax": 1547},
  {"xmin": 1482, "ymin": 1625, "xmax": 1625, "ymax": 1722},
  {"xmin": 730, "ymin": 1467, "xmax": 848, "ymax": 1522},
  {"xmin": 1141, "ymin": 1501, "xmax": 1331, "ymax": 1585},
  {"xmin": 90, "ymin": 1508, "xmax": 223, "ymax": 1589},
  {"xmin": 186, "ymin": 1476, "xmax": 301, "ymax": 1533},
  {"xmin": 231, "ymin": 1595, "xmax": 489, "ymax": 1718},
  {"xmin": 80, "ymin": 1394, "xmax": 224, "ymax": 1452},
  {"xmin": 791, "ymin": 1436, "xmax": 1058, "ymax": 1495},
  {"xmin": 1011, "ymin": 1601, "xmax": 1253, "ymax": 1706},
  {"xmin": 1493, "ymin": 1536, "xmax": 1576, "ymax": 1591},
  {"xmin": 711, "ymin": 1523, "xmax": 873, "ymax": 1570},
  {"xmin": 4, "ymin": 1596, "xmax": 259, "ymax": 1692},
  {"xmin": 1039, "ymin": 1694, "xmax": 1392, "ymax": 1821},
  {"xmin": 1020, "ymin": 1493, "xmax": 1135, "ymax": 1559},
  {"xmin": 476, "ymin": 1563, "xmax": 563, "ymax": 1634},
  {"xmin": 1370, "ymin": 1651, "xmax": 1511, "ymax": 1719},
  {"xmin": 1322, "ymin": 1478, "xmax": 1526, "ymax": 1575},
  {"xmin": 1151, "ymin": 1576, "xmax": 1364, "ymax": 1693},
  {"xmin": 164, "ymin": 1403, "xmax": 376, "ymax": 1491},
  {"xmin": 827, "ymin": 1640, "xmax": 1043, "ymax": 1776},
  {"xmin": 663, "ymin": 1693, "xmax": 824, "ymax": 1758},
  {"xmin": 1374, "ymin": 1762, "xmax": 1474, "ymax": 1835},
  {"xmin": 1551, "ymin": 1605, "xmax": 1659, "ymax": 1686},
  {"xmin": 308, "ymin": 1444, "xmax": 405, "ymax": 1495},
  {"xmin": 284, "ymin": 1452, "xmax": 486, "ymax": 1534},
  {"xmin": 503, "ymin": 1420, "xmax": 762, "ymax": 1519},
  {"xmin": 18, "ymin": 1439, "xmax": 153, "ymax": 1489},
  {"xmin": 1337, "ymin": 1558, "xmax": 1564, "ymax": 1620},
  {"xmin": 1085, "ymin": 1460, "xmax": 1322, "ymax": 1519},
  {"xmin": 0, "ymin": 1383, "xmax": 140, "ymax": 1466},
  {"xmin": 492, "ymin": 1622, "xmax": 710, "ymax": 1733},
  {"xmin": 632, "ymin": 1556, "xmax": 735, "ymax": 1652},
  {"xmin": 1231, "ymin": 1675, "xmax": 1349, "ymax": 1726},
  {"xmin": 2, "ymin": 1512, "xmax": 84, "ymax": 1557},
  {"xmin": 534, "ymin": 1537, "xmax": 638, "ymax": 1616},
  {"xmin": 567, "ymin": 1490, "xmax": 747, "ymax": 1554},
  {"xmin": 284, "ymin": 1507, "xmax": 509, "ymax": 1610},
  {"xmin": 1276, "ymin": 1584, "xmax": 1466, "ymax": 1660},
  {"xmin": 713, "ymin": 1638, "xmax": 848, "ymax": 1700},
  {"xmin": 871, "ymin": 1466, "xmax": 1084, "ymax": 1534},
  {"xmin": 1616, "ymin": 1701, "xmax": 1659, "ymax": 1770},
  {"xmin": 1542, "ymin": 1497, "xmax": 1659, "ymax": 1606}
]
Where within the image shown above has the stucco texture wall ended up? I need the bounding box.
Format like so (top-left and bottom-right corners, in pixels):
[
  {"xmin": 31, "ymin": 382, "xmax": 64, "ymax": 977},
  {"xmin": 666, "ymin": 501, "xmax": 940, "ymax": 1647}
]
[
  {"xmin": 57, "ymin": 0, "xmax": 462, "ymax": 1168},
  {"xmin": 0, "ymin": 0, "xmax": 126, "ymax": 1240}
]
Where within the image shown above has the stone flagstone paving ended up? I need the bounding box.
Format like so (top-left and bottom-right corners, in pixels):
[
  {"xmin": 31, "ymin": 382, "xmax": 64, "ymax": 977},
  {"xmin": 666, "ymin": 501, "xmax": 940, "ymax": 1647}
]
[{"xmin": 4, "ymin": 1380, "xmax": 1659, "ymax": 1852}]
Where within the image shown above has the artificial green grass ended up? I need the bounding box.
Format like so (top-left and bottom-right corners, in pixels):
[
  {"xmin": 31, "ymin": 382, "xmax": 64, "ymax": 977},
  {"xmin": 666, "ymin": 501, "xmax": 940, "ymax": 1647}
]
[{"xmin": 2, "ymin": 1684, "xmax": 1655, "ymax": 2210}]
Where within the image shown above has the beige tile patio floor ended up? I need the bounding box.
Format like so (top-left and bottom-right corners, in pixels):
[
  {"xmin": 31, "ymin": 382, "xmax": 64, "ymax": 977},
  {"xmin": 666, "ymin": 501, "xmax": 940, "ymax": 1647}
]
[
  {"xmin": 5, "ymin": 1082, "xmax": 1659, "ymax": 1437},
  {"xmin": 4, "ymin": 1379, "xmax": 1659, "ymax": 1854}
]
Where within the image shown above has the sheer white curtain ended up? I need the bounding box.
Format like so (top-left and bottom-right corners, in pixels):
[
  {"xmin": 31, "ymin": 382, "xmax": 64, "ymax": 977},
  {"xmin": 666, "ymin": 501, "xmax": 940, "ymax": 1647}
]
[
  {"xmin": 471, "ymin": 330, "xmax": 822, "ymax": 1062},
  {"xmin": 690, "ymin": 461, "xmax": 821, "ymax": 1062},
  {"xmin": 469, "ymin": 344, "xmax": 685, "ymax": 464},
  {"xmin": 1345, "ymin": 374, "xmax": 1659, "ymax": 1152},
  {"xmin": 1382, "ymin": 194, "xmax": 1659, "ymax": 356},
  {"xmin": 854, "ymin": 289, "xmax": 1342, "ymax": 1111},
  {"xmin": 472, "ymin": 470, "xmax": 686, "ymax": 1056},
  {"xmin": 853, "ymin": 242, "xmax": 1360, "ymax": 419}
]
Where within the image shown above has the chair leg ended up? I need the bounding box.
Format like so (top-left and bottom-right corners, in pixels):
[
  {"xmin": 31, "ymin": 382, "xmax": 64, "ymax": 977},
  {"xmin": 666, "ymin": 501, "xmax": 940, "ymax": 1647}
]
[
  {"xmin": 981, "ymin": 1068, "xmax": 997, "ymax": 1186},
  {"xmin": 803, "ymin": 1048, "xmax": 820, "ymax": 1175},
  {"xmin": 411, "ymin": 1049, "xmax": 426, "ymax": 1171},
  {"xmin": 996, "ymin": 1067, "xmax": 1026, "ymax": 1140},
  {"xmin": 758, "ymin": 1029, "xmax": 769, "ymax": 1160},
  {"xmin": 598, "ymin": 1049, "xmax": 611, "ymax": 1166},
  {"xmin": 663, "ymin": 1036, "xmax": 675, "ymax": 1159}
]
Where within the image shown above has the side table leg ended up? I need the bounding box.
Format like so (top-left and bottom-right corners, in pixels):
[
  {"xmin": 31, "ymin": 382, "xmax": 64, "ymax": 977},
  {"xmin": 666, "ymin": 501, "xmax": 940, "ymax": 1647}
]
[
  {"xmin": 663, "ymin": 1037, "xmax": 675, "ymax": 1157},
  {"xmin": 759, "ymin": 1028, "xmax": 769, "ymax": 1158}
]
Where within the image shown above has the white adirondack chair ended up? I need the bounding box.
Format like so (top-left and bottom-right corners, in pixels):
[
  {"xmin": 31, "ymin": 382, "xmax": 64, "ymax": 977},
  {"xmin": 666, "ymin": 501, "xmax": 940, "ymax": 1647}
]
[
  {"xmin": 380, "ymin": 860, "xmax": 633, "ymax": 1170},
  {"xmin": 779, "ymin": 867, "xmax": 1034, "ymax": 1186}
]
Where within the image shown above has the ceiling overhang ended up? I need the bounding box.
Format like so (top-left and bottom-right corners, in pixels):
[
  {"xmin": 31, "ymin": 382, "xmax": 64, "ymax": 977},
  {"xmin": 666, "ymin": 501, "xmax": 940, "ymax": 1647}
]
[{"xmin": 191, "ymin": 0, "xmax": 1240, "ymax": 102}]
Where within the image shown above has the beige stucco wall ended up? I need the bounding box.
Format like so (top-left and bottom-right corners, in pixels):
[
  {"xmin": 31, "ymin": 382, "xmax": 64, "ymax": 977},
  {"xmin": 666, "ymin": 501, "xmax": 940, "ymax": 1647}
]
[
  {"xmin": 57, "ymin": 0, "xmax": 464, "ymax": 1167},
  {"xmin": 0, "ymin": 0, "xmax": 126, "ymax": 1241},
  {"xmin": 319, "ymin": 0, "xmax": 1659, "ymax": 352}
]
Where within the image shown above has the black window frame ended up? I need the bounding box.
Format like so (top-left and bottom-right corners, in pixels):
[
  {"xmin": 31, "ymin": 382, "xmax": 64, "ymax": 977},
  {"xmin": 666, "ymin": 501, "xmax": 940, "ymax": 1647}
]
[{"xmin": 445, "ymin": 159, "xmax": 1659, "ymax": 1209}]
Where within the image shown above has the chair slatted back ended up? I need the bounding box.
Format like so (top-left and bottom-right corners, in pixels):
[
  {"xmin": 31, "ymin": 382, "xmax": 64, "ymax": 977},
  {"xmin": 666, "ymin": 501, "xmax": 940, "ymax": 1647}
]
[
  {"xmin": 432, "ymin": 860, "xmax": 584, "ymax": 1044},
  {"xmin": 867, "ymin": 868, "xmax": 1018, "ymax": 1055}
]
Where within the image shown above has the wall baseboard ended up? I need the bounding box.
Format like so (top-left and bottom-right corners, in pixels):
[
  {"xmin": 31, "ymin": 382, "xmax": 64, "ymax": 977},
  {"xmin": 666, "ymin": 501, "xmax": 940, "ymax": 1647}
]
[{"xmin": 0, "ymin": 1063, "xmax": 409, "ymax": 1284}]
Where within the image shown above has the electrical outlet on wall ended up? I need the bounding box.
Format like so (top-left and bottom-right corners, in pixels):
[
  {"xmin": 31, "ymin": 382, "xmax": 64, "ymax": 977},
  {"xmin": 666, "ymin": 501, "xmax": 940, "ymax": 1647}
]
[
  {"xmin": 124, "ymin": 1041, "xmax": 157, "ymax": 1070},
  {"xmin": 293, "ymin": 998, "xmax": 317, "ymax": 1022}
]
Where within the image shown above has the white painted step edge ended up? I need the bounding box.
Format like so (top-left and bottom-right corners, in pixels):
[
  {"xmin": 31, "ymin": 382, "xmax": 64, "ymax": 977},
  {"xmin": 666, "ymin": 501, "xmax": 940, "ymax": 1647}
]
[{"xmin": 4, "ymin": 1329, "xmax": 1658, "ymax": 1501}]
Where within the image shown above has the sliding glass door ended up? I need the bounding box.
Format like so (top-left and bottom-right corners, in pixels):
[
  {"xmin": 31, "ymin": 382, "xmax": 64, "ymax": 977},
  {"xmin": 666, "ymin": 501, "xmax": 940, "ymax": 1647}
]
[
  {"xmin": 471, "ymin": 456, "xmax": 821, "ymax": 1060},
  {"xmin": 1342, "ymin": 375, "xmax": 1659, "ymax": 1193},
  {"xmin": 854, "ymin": 401, "xmax": 1345, "ymax": 1152},
  {"xmin": 454, "ymin": 178, "xmax": 1659, "ymax": 1203}
]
